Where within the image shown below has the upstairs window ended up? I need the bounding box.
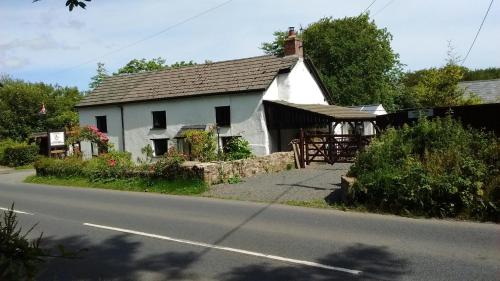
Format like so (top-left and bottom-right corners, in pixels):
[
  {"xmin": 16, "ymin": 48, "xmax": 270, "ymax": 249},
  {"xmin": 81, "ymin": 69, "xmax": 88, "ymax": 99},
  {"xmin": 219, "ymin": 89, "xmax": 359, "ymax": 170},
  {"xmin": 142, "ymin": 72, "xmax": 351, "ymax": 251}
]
[
  {"xmin": 95, "ymin": 116, "xmax": 107, "ymax": 133},
  {"xmin": 152, "ymin": 139, "xmax": 168, "ymax": 157},
  {"xmin": 215, "ymin": 106, "xmax": 230, "ymax": 127},
  {"xmin": 152, "ymin": 111, "xmax": 166, "ymax": 129}
]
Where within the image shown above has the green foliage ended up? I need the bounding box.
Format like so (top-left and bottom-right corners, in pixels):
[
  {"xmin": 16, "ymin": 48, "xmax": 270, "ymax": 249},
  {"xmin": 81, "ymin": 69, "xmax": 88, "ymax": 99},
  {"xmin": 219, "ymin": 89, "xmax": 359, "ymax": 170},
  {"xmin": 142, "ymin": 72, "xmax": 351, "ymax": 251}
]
[
  {"xmin": 349, "ymin": 117, "xmax": 500, "ymax": 221},
  {"xmin": 3, "ymin": 144, "xmax": 39, "ymax": 167},
  {"xmin": 227, "ymin": 175, "xmax": 241, "ymax": 184},
  {"xmin": 0, "ymin": 205, "xmax": 44, "ymax": 281},
  {"xmin": 0, "ymin": 139, "xmax": 18, "ymax": 164},
  {"xmin": 463, "ymin": 67, "xmax": 500, "ymax": 81},
  {"xmin": 261, "ymin": 31, "xmax": 290, "ymax": 57},
  {"xmin": 139, "ymin": 144, "xmax": 154, "ymax": 163},
  {"xmin": 0, "ymin": 77, "xmax": 82, "ymax": 141},
  {"xmin": 88, "ymin": 62, "xmax": 108, "ymax": 91},
  {"xmin": 224, "ymin": 137, "xmax": 252, "ymax": 161},
  {"xmin": 34, "ymin": 157, "xmax": 85, "ymax": 177},
  {"xmin": 401, "ymin": 63, "xmax": 481, "ymax": 108},
  {"xmin": 83, "ymin": 151, "xmax": 133, "ymax": 181},
  {"xmin": 115, "ymin": 58, "xmax": 167, "ymax": 75},
  {"xmin": 149, "ymin": 147, "xmax": 186, "ymax": 180},
  {"xmin": 262, "ymin": 15, "xmax": 402, "ymax": 111},
  {"xmin": 184, "ymin": 129, "xmax": 217, "ymax": 162}
]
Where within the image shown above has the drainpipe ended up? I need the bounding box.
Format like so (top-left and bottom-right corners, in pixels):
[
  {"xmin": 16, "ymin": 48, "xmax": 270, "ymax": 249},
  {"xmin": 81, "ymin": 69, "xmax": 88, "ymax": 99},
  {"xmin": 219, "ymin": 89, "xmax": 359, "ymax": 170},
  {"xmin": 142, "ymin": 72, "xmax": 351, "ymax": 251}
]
[{"xmin": 120, "ymin": 105, "xmax": 125, "ymax": 151}]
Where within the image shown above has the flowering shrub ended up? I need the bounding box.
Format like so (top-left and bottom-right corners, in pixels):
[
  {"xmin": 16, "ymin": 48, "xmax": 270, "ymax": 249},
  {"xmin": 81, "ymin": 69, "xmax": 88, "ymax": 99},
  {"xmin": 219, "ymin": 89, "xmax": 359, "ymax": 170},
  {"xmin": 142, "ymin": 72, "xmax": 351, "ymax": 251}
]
[
  {"xmin": 67, "ymin": 125, "xmax": 112, "ymax": 153},
  {"xmin": 83, "ymin": 151, "xmax": 133, "ymax": 181},
  {"xmin": 224, "ymin": 137, "xmax": 253, "ymax": 161},
  {"xmin": 149, "ymin": 147, "xmax": 186, "ymax": 179}
]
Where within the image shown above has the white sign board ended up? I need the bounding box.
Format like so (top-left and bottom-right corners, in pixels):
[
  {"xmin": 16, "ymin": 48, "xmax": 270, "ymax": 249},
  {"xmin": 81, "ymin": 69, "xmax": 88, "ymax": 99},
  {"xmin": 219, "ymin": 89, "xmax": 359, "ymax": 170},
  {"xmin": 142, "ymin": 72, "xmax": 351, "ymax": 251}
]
[
  {"xmin": 49, "ymin": 132, "xmax": 65, "ymax": 147},
  {"xmin": 408, "ymin": 109, "xmax": 434, "ymax": 119}
]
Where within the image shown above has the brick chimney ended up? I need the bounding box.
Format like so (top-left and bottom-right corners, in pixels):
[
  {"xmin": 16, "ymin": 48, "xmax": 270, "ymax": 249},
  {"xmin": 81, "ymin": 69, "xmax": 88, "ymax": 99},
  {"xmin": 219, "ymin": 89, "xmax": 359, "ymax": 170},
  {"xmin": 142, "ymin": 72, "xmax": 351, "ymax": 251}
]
[{"xmin": 284, "ymin": 27, "xmax": 303, "ymax": 57}]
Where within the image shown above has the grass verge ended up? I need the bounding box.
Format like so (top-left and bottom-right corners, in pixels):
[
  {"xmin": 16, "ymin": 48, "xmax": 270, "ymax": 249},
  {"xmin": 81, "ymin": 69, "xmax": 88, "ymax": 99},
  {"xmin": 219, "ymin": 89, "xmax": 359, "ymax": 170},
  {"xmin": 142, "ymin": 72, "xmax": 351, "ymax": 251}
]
[
  {"xmin": 24, "ymin": 175, "xmax": 207, "ymax": 195},
  {"xmin": 284, "ymin": 199, "xmax": 369, "ymax": 213},
  {"xmin": 14, "ymin": 164, "xmax": 34, "ymax": 170}
]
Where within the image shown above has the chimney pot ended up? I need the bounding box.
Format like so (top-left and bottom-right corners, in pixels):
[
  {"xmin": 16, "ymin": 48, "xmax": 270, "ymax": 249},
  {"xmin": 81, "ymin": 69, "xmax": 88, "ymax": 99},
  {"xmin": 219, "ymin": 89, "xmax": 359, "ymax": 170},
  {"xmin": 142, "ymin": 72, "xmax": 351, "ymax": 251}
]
[{"xmin": 284, "ymin": 26, "xmax": 303, "ymax": 57}]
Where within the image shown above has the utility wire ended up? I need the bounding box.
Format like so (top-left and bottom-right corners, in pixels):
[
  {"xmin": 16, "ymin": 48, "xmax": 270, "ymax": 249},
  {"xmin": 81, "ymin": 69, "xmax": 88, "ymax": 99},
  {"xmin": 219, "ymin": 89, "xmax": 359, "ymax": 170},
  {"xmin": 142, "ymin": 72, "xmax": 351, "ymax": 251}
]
[
  {"xmin": 373, "ymin": 0, "xmax": 395, "ymax": 16},
  {"xmin": 462, "ymin": 0, "xmax": 494, "ymax": 65},
  {"xmin": 363, "ymin": 0, "xmax": 377, "ymax": 13},
  {"xmin": 54, "ymin": 0, "xmax": 235, "ymax": 74}
]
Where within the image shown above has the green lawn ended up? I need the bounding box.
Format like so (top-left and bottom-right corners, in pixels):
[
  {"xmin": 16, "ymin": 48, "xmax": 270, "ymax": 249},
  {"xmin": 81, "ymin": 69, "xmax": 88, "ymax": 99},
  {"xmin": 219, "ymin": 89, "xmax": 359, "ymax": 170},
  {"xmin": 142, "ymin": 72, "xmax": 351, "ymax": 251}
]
[{"xmin": 24, "ymin": 175, "xmax": 207, "ymax": 195}]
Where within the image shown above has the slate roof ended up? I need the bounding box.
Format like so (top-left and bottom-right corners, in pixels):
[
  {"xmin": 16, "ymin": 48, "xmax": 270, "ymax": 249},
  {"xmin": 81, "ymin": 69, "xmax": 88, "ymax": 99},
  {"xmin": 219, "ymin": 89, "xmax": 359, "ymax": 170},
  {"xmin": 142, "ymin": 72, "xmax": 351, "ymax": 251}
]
[
  {"xmin": 77, "ymin": 55, "xmax": 299, "ymax": 107},
  {"xmin": 459, "ymin": 79, "xmax": 500, "ymax": 103},
  {"xmin": 265, "ymin": 100, "xmax": 377, "ymax": 120}
]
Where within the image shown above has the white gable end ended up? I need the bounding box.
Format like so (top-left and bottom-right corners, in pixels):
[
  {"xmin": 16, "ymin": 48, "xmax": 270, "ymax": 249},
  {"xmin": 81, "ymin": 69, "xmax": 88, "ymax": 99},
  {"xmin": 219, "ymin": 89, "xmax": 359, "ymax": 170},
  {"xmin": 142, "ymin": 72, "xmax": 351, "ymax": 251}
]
[{"xmin": 263, "ymin": 58, "xmax": 328, "ymax": 105}]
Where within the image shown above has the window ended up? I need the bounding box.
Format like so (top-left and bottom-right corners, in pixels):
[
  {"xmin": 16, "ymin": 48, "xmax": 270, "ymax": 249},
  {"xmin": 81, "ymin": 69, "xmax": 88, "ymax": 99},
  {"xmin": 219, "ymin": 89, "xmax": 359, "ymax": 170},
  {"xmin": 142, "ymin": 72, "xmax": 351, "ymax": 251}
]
[
  {"xmin": 215, "ymin": 106, "xmax": 230, "ymax": 127},
  {"xmin": 152, "ymin": 139, "xmax": 168, "ymax": 157},
  {"xmin": 95, "ymin": 116, "xmax": 107, "ymax": 133},
  {"xmin": 152, "ymin": 111, "xmax": 166, "ymax": 129}
]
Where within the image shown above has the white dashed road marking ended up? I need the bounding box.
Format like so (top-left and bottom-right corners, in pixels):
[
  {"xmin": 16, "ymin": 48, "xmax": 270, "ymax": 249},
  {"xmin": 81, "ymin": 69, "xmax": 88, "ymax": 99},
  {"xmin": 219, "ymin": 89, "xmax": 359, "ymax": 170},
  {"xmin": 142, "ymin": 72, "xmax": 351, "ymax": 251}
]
[
  {"xmin": 83, "ymin": 222, "xmax": 362, "ymax": 275},
  {"xmin": 0, "ymin": 206, "xmax": 34, "ymax": 215}
]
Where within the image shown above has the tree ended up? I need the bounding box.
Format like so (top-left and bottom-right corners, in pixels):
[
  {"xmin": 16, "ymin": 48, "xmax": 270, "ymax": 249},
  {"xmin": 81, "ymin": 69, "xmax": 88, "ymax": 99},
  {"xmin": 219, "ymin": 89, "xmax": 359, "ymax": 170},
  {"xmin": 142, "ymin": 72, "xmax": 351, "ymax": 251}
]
[
  {"xmin": 33, "ymin": 0, "xmax": 91, "ymax": 11},
  {"xmin": 114, "ymin": 58, "xmax": 167, "ymax": 75},
  {"xmin": 261, "ymin": 31, "xmax": 290, "ymax": 57},
  {"xmin": 403, "ymin": 63, "xmax": 481, "ymax": 108},
  {"xmin": 463, "ymin": 67, "xmax": 500, "ymax": 81},
  {"xmin": 261, "ymin": 15, "xmax": 402, "ymax": 111},
  {"xmin": 88, "ymin": 62, "xmax": 108, "ymax": 91},
  {"xmin": 0, "ymin": 77, "xmax": 82, "ymax": 141}
]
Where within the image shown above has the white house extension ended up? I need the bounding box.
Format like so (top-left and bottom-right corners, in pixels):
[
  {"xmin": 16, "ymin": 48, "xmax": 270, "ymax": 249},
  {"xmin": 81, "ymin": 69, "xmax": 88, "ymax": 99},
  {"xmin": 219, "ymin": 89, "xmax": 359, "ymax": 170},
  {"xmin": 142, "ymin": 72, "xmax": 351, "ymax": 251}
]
[{"xmin": 77, "ymin": 29, "xmax": 376, "ymax": 161}]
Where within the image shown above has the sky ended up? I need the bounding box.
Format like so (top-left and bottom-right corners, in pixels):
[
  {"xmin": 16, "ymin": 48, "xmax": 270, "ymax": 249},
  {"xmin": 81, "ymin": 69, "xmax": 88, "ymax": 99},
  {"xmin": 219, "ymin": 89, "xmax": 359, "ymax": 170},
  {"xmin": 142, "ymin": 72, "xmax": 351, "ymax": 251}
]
[{"xmin": 1, "ymin": 0, "xmax": 499, "ymax": 91}]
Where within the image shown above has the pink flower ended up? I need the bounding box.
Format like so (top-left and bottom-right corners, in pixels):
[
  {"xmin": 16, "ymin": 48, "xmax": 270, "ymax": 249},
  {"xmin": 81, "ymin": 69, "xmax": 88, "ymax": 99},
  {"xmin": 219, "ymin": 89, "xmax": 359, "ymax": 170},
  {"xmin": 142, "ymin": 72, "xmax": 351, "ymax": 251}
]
[{"xmin": 108, "ymin": 159, "xmax": 116, "ymax": 167}]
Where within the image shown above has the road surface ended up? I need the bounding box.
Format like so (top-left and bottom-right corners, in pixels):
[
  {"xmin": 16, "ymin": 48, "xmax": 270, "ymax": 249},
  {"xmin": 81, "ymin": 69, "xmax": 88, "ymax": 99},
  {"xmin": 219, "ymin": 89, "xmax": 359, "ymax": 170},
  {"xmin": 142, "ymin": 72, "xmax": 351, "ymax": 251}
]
[{"xmin": 0, "ymin": 174, "xmax": 498, "ymax": 280}]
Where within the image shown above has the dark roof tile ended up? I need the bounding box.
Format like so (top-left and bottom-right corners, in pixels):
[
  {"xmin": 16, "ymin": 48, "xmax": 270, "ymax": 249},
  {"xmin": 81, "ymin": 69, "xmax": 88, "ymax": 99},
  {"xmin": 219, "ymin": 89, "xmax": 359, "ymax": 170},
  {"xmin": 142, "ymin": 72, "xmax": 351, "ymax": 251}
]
[{"xmin": 78, "ymin": 55, "xmax": 298, "ymax": 107}]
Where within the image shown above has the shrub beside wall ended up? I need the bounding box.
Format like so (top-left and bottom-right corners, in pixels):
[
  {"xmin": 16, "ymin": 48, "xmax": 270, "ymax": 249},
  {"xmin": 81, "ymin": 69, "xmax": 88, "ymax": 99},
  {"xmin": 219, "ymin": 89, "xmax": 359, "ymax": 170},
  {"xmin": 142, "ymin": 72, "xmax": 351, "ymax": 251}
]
[
  {"xmin": 2, "ymin": 143, "xmax": 39, "ymax": 167},
  {"xmin": 348, "ymin": 116, "xmax": 500, "ymax": 222}
]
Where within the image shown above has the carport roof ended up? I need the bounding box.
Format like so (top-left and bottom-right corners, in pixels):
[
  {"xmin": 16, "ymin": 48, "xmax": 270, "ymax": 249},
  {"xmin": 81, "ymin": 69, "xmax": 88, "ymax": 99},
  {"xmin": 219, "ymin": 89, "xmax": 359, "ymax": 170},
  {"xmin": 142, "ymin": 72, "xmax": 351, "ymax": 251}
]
[{"xmin": 265, "ymin": 100, "xmax": 376, "ymax": 120}]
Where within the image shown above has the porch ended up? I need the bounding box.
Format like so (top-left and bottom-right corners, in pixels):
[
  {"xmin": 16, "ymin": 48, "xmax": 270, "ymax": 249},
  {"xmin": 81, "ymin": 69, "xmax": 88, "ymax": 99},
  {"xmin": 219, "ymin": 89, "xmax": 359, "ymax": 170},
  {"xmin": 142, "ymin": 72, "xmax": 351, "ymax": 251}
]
[{"xmin": 263, "ymin": 100, "xmax": 379, "ymax": 168}]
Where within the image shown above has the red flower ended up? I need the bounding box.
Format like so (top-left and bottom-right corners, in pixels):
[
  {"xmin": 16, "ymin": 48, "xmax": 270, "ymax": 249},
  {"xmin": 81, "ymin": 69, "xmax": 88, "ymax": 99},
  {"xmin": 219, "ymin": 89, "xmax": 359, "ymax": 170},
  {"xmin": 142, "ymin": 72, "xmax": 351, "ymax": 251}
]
[{"xmin": 108, "ymin": 159, "xmax": 116, "ymax": 167}]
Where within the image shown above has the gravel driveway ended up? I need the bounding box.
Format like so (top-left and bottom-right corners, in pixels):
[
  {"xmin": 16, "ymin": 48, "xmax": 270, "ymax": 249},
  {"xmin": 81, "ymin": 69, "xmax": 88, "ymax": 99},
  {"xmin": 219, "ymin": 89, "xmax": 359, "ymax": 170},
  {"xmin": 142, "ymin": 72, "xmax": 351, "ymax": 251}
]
[{"xmin": 203, "ymin": 163, "xmax": 351, "ymax": 203}]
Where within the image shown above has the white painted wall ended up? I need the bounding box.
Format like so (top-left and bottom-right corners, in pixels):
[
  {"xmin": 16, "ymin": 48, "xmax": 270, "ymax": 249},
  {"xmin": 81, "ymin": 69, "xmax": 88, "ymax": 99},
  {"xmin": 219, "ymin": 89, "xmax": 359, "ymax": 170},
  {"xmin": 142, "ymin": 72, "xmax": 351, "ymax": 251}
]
[
  {"xmin": 263, "ymin": 58, "xmax": 328, "ymax": 105},
  {"xmin": 79, "ymin": 92, "xmax": 269, "ymax": 161},
  {"xmin": 78, "ymin": 57, "xmax": 330, "ymax": 160},
  {"xmin": 78, "ymin": 106, "xmax": 123, "ymax": 159},
  {"xmin": 333, "ymin": 104, "xmax": 387, "ymax": 135}
]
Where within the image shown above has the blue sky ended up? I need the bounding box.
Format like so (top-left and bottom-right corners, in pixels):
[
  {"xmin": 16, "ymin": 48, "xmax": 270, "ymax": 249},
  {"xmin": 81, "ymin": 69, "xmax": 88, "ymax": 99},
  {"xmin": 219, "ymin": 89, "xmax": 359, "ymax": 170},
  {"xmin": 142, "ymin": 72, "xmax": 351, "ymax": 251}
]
[{"xmin": 1, "ymin": 0, "xmax": 499, "ymax": 91}]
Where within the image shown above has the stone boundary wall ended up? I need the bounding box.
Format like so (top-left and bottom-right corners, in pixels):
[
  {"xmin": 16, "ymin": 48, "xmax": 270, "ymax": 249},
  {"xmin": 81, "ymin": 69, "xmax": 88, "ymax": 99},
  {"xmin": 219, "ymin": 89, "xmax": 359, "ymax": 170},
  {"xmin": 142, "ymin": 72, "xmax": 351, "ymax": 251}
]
[{"xmin": 181, "ymin": 152, "xmax": 295, "ymax": 185}]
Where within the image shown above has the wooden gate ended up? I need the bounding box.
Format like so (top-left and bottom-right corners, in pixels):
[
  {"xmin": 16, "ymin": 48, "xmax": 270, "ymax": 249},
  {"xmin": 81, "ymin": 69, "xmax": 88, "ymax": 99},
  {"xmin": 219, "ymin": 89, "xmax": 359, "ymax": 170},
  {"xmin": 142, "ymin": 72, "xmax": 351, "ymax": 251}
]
[{"xmin": 297, "ymin": 129, "xmax": 373, "ymax": 167}]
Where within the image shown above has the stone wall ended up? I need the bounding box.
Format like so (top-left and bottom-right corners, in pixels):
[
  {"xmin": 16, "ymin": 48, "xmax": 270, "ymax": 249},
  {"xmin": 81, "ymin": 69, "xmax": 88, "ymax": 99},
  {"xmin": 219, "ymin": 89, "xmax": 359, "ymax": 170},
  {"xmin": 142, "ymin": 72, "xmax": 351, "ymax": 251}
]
[{"xmin": 180, "ymin": 152, "xmax": 295, "ymax": 185}]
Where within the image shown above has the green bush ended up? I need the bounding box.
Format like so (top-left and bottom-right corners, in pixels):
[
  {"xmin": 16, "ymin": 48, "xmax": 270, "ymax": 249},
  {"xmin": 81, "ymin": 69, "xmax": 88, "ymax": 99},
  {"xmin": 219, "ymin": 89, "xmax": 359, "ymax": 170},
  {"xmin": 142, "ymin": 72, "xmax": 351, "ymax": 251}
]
[
  {"xmin": 184, "ymin": 129, "xmax": 217, "ymax": 162},
  {"xmin": 3, "ymin": 144, "xmax": 39, "ymax": 167},
  {"xmin": 34, "ymin": 157, "xmax": 85, "ymax": 177},
  {"xmin": 349, "ymin": 116, "xmax": 500, "ymax": 221},
  {"xmin": 83, "ymin": 151, "xmax": 133, "ymax": 181},
  {"xmin": 1, "ymin": 205, "xmax": 44, "ymax": 281},
  {"xmin": 149, "ymin": 147, "xmax": 186, "ymax": 179},
  {"xmin": 224, "ymin": 137, "xmax": 252, "ymax": 161},
  {"xmin": 0, "ymin": 139, "xmax": 18, "ymax": 163}
]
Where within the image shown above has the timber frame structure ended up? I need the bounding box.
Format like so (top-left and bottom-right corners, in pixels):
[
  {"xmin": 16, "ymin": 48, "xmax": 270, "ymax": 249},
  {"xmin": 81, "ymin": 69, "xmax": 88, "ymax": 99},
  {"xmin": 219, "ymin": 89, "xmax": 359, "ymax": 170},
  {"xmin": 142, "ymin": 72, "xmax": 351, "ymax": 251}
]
[{"xmin": 263, "ymin": 100, "xmax": 379, "ymax": 168}]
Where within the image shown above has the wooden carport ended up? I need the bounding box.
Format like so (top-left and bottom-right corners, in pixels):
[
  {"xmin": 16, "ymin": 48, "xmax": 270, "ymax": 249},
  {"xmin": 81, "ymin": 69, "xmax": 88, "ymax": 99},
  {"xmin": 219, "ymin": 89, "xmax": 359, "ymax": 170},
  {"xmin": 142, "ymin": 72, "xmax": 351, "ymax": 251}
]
[{"xmin": 263, "ymin": 100, "xmax": 378, "ymax": 168}]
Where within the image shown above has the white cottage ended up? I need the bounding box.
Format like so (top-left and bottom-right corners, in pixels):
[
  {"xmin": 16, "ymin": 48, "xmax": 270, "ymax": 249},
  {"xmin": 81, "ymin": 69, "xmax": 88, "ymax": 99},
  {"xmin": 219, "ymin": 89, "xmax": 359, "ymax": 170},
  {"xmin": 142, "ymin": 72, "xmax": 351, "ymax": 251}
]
[{"xmin": 77, "ymin": 29, "xmax": 375, "ymax": 161}]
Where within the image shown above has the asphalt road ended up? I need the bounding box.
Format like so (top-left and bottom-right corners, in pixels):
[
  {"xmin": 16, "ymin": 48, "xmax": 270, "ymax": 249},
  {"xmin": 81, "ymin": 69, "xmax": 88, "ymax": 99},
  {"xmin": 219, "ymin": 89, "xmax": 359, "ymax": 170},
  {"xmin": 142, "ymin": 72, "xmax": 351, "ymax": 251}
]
[{"xmin": 0, "ymin": 175, "xmax": 498, "ymax": 280}]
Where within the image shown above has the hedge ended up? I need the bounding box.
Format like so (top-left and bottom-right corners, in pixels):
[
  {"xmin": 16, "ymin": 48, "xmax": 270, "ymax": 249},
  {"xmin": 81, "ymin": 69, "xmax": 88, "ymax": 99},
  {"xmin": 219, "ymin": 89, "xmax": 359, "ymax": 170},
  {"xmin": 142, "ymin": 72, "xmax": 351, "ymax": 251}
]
[
  {"xmin": 2, "ymin": 144, "xmax": 39, "ymax": 167},
  {"xmin": 348, "ymin": 116, "xmax": 500, "ymax": 222}
]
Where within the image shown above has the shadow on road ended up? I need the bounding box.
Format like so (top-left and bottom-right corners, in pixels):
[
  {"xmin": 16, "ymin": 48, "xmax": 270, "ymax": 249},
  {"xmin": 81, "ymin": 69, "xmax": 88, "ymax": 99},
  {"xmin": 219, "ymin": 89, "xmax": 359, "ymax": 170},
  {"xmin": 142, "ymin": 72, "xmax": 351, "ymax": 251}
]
[{"xmin": 38, "ymin": 235, "xmax": 408, "ymax": 281}]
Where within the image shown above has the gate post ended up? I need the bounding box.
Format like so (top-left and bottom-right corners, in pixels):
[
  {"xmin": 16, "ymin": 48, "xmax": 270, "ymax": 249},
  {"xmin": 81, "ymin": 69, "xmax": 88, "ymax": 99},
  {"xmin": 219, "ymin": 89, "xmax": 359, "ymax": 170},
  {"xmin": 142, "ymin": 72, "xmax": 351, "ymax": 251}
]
[{"xmin": 299, "ymin": 128, "xmax": 305, "ymax": 168}]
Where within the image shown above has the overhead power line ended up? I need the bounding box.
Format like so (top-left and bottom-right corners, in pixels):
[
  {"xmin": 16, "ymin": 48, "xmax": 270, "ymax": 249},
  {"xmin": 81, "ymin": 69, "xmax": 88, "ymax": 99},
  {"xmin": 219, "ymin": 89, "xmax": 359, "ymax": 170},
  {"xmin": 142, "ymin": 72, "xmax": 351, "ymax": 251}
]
[
  {"xmin": 363, "ymin": 0, "xmax": 377, "ymax": 13},
  {"xmin": 462, "ymin": 0, "xmax": 494, "ymax": 65},
  {"xmin": 373, "ymin": 0, "xmax": 395, "ymax": 16},
  {"xmin": 54, "ymin": 0, "xmax": 235, "ymax": 74}
]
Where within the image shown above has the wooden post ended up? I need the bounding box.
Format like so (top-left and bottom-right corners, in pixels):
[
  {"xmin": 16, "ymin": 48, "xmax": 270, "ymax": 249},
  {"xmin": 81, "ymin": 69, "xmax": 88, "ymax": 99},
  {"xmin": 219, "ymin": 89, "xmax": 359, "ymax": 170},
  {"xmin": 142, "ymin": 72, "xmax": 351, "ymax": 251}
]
[{"xmin": 299, "ymin": 128, "xmax": 305, "ymax": 168}]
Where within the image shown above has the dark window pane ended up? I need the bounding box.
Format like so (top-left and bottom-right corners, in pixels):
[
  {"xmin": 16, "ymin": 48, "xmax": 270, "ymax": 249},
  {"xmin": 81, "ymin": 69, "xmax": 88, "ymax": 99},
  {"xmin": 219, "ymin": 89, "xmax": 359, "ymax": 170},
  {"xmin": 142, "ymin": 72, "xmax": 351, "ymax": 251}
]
[
  {"xmin": 215, "ymin": 106, "xmax": 230, "ymax": 127},
  {"xmin": 96, "ymin": 116, "xmax": 107, "ymax": 133},
  {"xmin": 153, "ymin": 139, "xmax": 168, "ymax": 156},
  {"xmin": 152, "ymin": 111, "xmax": 166, "ymax": 129}
]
